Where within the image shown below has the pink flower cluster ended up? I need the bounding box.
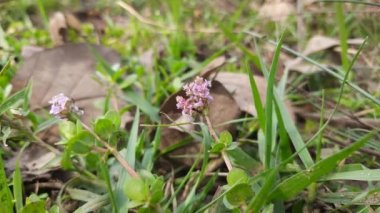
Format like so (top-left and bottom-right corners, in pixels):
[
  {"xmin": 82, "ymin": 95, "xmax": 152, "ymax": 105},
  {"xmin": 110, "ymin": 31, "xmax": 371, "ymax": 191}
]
[
  {"xmin": 49, "ymin": 93, "xmax": 83, "ymax": 119},
  {"xmin": 176, "ymin": 76, "xmax": 213, "ymax": 115}
]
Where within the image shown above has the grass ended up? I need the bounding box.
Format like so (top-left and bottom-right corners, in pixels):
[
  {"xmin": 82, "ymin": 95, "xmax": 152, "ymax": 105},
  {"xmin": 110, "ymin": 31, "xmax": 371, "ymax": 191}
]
[{"xmin": 0, "ymin": 0, "xmax": 380, "ymax": 212}]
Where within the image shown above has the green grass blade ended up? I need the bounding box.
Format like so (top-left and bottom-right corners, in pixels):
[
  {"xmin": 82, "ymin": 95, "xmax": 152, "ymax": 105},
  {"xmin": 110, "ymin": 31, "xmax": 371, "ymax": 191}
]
[
  {"xmin": 0, "ymin": 60, "xmax": 10, "ymax": 76},
  {"xmin": 269, "ymin": 132, "xmax": 375, "ymax": 200},
  {"xmin": 14, "ymin": 142, "xmax": 28, "ymax": 213},
  {"xmin": 100, "ymin": 161, "xmax": 117, "ymax": 213},
  {"xmin": 13, "ymin": 162, "xmax": 23, "ymax": 212},
  {"xmin": 0, "ymin": 89, "xmax": 27, "ymax": 115},
  {"xmin": 335, "ymin": 2, "xmax": 349, "ymax": 72},
  {"xmin": 264, "ymin": 34, "xmax": 283, "ymax": 169},
  {"xmin": 183, "ymin": 124, "xmax": 211, "ymax": 211},
  {"xmin": 0, "ymin": 153, "xmax": 13, "ymax": 212},
  {"xmin": 141, "ymin": 126, "xmax": 161, "ymax": 171},
  {"xmin": 252, "ymin": 37, "xmax": 315, "ymax": 168},
  {"xmin": 126, "ymin": 109, "xmax": 140, "ymax": 168},
  {"xmin": 115, "ymin": 109, "xmax": 140, "ymax": 211},
  {"xmin": 36, "ymin": 0, "xmax": 48, "ymax": 29},
  {"xmin": 246, "ymin": 168, "xmax": 278, "ymax": 212},
  {"xmin": 321, "ymin": 169, "xmax": 380, "ymax": 181},
  {"xmin": 245, "ymin": 60, "xmax": 265, "ymax": 131},
  {"xmin": 124, "ymin": 91, "xmax": 159, "ymax": 122}
]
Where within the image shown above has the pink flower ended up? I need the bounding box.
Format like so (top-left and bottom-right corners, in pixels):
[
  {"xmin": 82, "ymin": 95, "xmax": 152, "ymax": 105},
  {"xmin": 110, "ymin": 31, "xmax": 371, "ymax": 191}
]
[
  {"xmin": 176, "ymin": 76, "xmax": 213, "ymax": 116},
  {"xmin": 49, "ymin": 93, "xmax": 83, "ymax": 119}
]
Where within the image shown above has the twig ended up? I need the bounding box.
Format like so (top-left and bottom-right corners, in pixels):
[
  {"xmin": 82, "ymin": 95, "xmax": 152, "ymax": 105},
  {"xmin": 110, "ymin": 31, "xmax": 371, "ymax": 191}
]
[{"xmin": 81, "ymin": 123, "xmax": 139, "ymax": 178}]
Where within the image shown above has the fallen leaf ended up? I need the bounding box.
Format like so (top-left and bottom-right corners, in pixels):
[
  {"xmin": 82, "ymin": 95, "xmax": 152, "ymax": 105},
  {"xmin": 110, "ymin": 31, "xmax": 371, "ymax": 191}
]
[
  {"xmin": 258, "ymin": 0, "xmax": 295, "ymax": 22},
  {"xmin": 213, "ymin": 72, "xmax": 296, "ymax": 121},
  {"xmin": 49, "ymin": 10, "xmax": 107, "ymax": 46},
  {"xmin": 5, "ymin": 145, "xmax": 60, "ymax": 181},
  {"xmin": 213, "ymin": 72, "xmax": 266, "ymax": 117},
  {"xmin": 160, "ymin": 80, "xmax": 240, "ymax": 166},
  {"xmin": 12, "ymin": 43, "xmax": 121, "ymax": 124},
  {"xmin": 200, "ymin": 56, "xmax": 226, "ymax": 78},
  {"xmin": 21, "ymin": 46, "xmax": 45, "ymax": 59},
  {"xmin": 49, "ymin": 12, "xmax": 67, "ymax": 46},
  {"xmin": 286, "ymin": 35, "xmax": 365, "ymax": 73}
]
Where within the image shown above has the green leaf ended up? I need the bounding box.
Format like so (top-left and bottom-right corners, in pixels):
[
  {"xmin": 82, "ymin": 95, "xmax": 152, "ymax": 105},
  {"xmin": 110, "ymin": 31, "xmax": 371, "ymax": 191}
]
[
  {"xmin": 210, "ymin": 143, "xmax": 225, "ymax": 153},
  {"xmin": 269, "ymin": 132, "xmax": 374, "ymax": 200},
  {"xmin": 124, "ymin": 91, "xmax": 159, "ymax": 122},
  {"xmin": 225, "ymin": 183, "xmax": 254, "ymax": 206},
  {"xmin": 58, "ymin": 120, "xmax": 76, "ymax": 139},
  {"xmin": 70, "ymin": 132, "xmax": 93, "ymax": 154},
  {"xmin": 225, "ymin": 146, "xmax": 260, "ymax": 171},
  {"xmin": 246, "ymin": 168, "xmax": 277, "ymax": 212},
  {"xmin": 0, "ymin": 88, "xmax": 26, "ymax": 115},
  {"xmin": 246, "ymin": 60, "xmax": 265, "ymax": 130},
  {"xmin": 219, "ymin": 131, "xmax": 232, "ymax": 147},
  {"xmin": 0, "ymin": 153, "xmax": 13, "ymax": 213},
  {"xmin": 13, "ymin": 162, "xmax": 23, "ymax": 212},
  {"xmin": 115, "ymin": 109, "xmax": 140, "ymax": 211},
  {"xmin": 227, "ymin": 168, "xmax": 249, "ymax": 186},
  {"xmin": 104, "ymin": 110, "xmax": 121, "ymax": 128},
  {"xmin": 124, "ymin": 178, "xmax": 149, "ymax": 202},
  {"xmin": 264, "ymin": 33, "xmax": 283, "ymax": 169},
  {"xmin": 150, "ymin": 177, "xmax": 164, "ymax": 204},
  {"xmin": 253, "ymin": 37, "xmax": 314, "ymax": 169},
  {"xmin": 321, "ymin": 169, "xmax": 380, "ymax": 181},
  {"xmin": 20, "ymin": 201, "xmax": 45, "ymax": 213},
  {"xmin": 94, "ymin": 118, "xmax": 115, "ymax": 140}
]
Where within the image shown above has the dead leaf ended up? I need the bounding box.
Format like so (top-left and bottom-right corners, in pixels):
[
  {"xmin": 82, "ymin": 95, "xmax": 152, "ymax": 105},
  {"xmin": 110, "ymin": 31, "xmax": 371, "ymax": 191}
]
[
  {"xmin": 12, "ymin": 43, "xmax": 121, "ymax": 124},
  {"xmin": 258, "ymin": 0, "xmax": 295, "ymax": 22},
  {"xmin": 286, "ymin": 35, "xmax": 365, "ymax": 73},
  {"xmin": 49, "ymin": 12, "xmax": 67, "ymax": 46},
  {"xmin": 200, "ymin": 55, "xmax": 226, "ymax": 78},
  {"xmin": 160, "ymin": 80, "xmax": 240, "ymax": 166},
  {"xmin": 213, "ymin": 72, "xmax": 296, "ymax": 121},
  {"xmin": 49, "ymin": 10, "xmax": 107, "ymax": 46},
  {"xmin": 213, "ymin": 72, "xmax": 266, "ymax": 117},
  {"xmin": 21, "ymin": 46, "xmax": 45, "ymax": 59},
  {"xmin": 5, "ymin": 145, "xmax": 60, "ymax": 181}
]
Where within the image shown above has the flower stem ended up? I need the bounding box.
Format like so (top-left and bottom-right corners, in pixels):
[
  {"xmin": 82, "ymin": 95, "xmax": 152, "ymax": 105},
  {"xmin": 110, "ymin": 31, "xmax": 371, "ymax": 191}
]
[
  {"xmin": 81, "ymin": 123, "xmax": 139, "ymax": 178},
  {"xmin": 203, "ymin": 113, "xmax": 232, "ymax": 171}
]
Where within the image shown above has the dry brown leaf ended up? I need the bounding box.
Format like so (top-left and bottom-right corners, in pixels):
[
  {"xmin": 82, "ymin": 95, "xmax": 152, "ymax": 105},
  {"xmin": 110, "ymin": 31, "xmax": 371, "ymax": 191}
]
[
  {"xmin": 286, "ymin": 35, "xmax": 365, "ymax": 73},
  {"xmin": 12, "ymin": 43, "xmax": 120, "ymax": 124},
  {"xmin": 258, "ymin": 0, "xmax": 295, "ymax": 22},
  {"xmin": 160, "ymin": 81, "xmax": 240, "ymax": 166},
  {"xmin": 200, "ymin": 56, "xmax": 226, "ymax": 78},
  {"xmin": 21, "ymin": 46, "xmax": 45, "ymax": 59},
  {"xmin": 213, "ymin": 72, "xmax": 295, "ymax": 121},
  {"xmin": 49, "ymin": 12, "xmax": 67, "ymax": 46},
  {"xmin": 5, "ymin": 145, "xmax": 60, "ymax": 181},
  {"xmin": 49, "ymin": 10, "xmax": 106, "ymax": 46},
  {"xmin": 213, "ymin": 72, "xmax": 266, "ymax": 117}
]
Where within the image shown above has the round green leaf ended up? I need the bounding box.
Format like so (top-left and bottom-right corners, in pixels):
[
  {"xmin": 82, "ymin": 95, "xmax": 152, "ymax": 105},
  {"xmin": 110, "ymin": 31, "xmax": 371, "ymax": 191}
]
[
  {"xmin": 227, "ymin": 168, "xmax": 249, "ymax": 186},
  {"xmin": 210, "ymin": 143, "xmax": 225, "ymax": 153},
  {"xmin": 225, "ymin": 183, "xmax": 254, "ymax": 206},
  {"xmin": 94, "ymin": 118, "xmax": 115, "ymax": 139},
  {"xmin": 104, "ymin": 110, "xmax": 121, "ymax": 128},
  {"xmin": 219, "ymin": 131, "xmax": 233, "ymax": 146},
  {"xmin": 124, "ymin": 178, "xmax": 149, "ymax": 202}
]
